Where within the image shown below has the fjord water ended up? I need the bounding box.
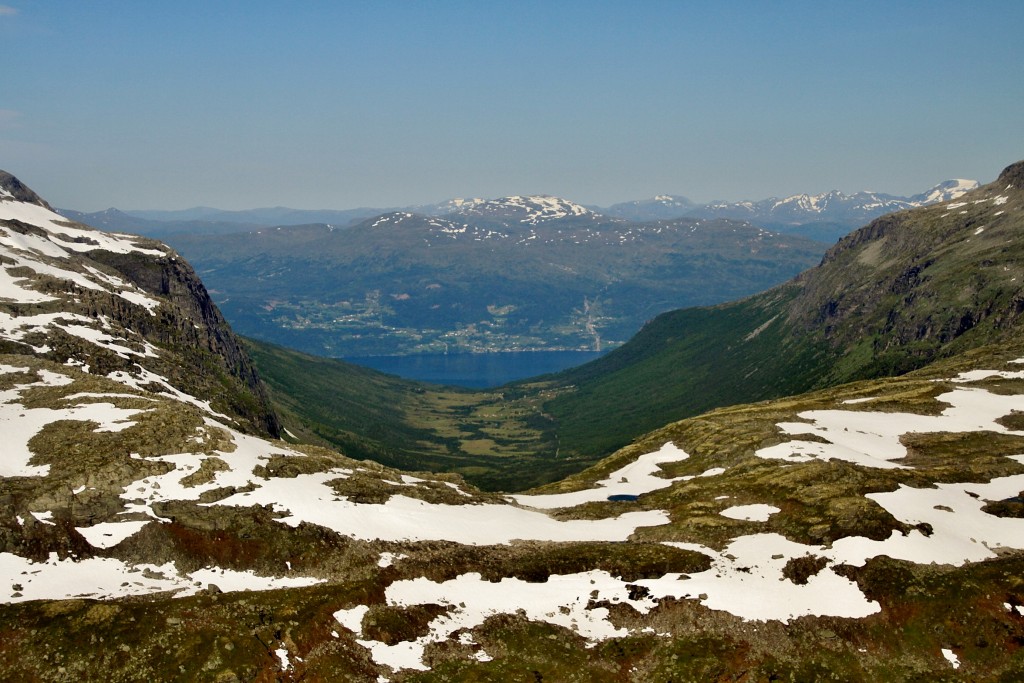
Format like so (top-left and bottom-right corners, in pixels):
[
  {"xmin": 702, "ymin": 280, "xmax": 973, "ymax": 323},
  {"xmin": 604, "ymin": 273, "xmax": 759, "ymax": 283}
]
[{"xmin": 344, "ymin": 350, "xmax": 607, "ymax": 388}]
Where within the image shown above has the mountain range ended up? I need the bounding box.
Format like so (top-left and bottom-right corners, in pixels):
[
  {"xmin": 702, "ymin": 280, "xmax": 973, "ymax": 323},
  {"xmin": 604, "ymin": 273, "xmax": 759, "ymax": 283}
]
[
  {"xmin": 61, "ymin": 177, "xmax": 978, "ymax": 240},
  {"xmin": 56, "ymin": 181, "xmax": 979, "ymax": 361},
  {"xmin": 1, "ymin": 163, "xmax": 1023, "ymax": 681},
  {"xmin": 160, "ymin": 203, "xmax": 827, "ymax": 357},
  {"xmin": 613, "ymin": 179, "xmax": 976, "ymax": 221}
]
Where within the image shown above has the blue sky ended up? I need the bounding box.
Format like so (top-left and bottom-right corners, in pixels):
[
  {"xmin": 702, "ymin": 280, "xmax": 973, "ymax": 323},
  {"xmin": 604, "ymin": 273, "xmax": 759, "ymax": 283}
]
[{"xmin": 1, "ymin": 1, "xmax": 1022, "ymax": 211}]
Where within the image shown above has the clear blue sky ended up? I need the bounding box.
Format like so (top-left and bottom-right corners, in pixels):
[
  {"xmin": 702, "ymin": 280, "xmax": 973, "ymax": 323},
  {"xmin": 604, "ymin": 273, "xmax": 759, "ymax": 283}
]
[{"xmin": 2, "ymin": 1, "xmax": 1022, "ymax": 211}]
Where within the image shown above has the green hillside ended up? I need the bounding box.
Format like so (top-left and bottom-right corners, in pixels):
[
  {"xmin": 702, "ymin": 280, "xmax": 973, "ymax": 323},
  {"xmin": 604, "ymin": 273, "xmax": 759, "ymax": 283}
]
[{"xmin": 544, "ymin": 160, "xmax": 1024, "ymax": 461}]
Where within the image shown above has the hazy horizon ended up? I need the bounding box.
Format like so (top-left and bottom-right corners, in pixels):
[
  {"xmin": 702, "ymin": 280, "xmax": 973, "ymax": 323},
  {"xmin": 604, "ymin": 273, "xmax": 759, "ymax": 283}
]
[{"xmin": 106, "ymin": 177, "xmax": 982, "ymax": 216}]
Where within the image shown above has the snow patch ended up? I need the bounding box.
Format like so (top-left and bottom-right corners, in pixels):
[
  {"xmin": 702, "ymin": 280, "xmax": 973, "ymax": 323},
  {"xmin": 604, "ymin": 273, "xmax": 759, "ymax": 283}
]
[
  {"xmin": 512, "ymin": 441, "xmax": 689, "ymax": 509},
  {"xmin": 334, "ymin": 604, "xmax": 369, "ymax": 633},
  {"xmin": 0, "ymin": 367, "xmax": 150, "ymax": 477},
  {"xmin": 76, "ymin": 521, "xmax": 151, "ymax": 549},
  {"xmin": 378, "ymin": 552, "xmax": 409, "ymax": 568},
  {"xmin": 756, "ymin": 387, "xmax": 1024, "ymax": 469},
  {"xmin": 720, "ymin": 504, "xmax": 780, "ymax": 522}
]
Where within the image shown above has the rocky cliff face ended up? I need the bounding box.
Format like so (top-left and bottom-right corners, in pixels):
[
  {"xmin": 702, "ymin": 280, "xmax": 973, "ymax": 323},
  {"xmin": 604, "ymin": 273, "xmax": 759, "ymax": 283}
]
[
  {"xmin": 0, "ymin": 171, "xmax": 279, "ymax": 437},
  {"xmin": 0, "ymin": 171, "xmax": 52, "ymax": 206},
  {"xmin": 86, "ymin": 248, "xmax": 281, "ymax": 437}
]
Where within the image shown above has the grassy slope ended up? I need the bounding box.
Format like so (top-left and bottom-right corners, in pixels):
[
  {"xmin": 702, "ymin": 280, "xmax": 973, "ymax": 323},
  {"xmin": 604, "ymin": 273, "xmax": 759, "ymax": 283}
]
[
  {"xmin": 243, "ymin": 338, "xmax": 442, "ymax": 460},
  {"xmin": 244, "ymin": 288, "xmax": 837, "ymax": 492},
  {"xmin": 542, "ymin": 284, "xmax": 831, "ymax": 459}
]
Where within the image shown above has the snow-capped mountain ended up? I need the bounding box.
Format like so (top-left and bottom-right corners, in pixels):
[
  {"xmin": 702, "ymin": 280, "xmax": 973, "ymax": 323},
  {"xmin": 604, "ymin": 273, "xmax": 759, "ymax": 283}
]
[
  {"xmin": 69, "ymin": 178, "xmax": 981, "ymax": 245},
  {"xmin": 908, "ymin": 178, "xmax": 980, "ymax": 204},
  {"xmin": 593, "ymin": 180, "xmax": 981, "ymax": 231},
  {"xmin": 693, "ymin": 179, "xmax": 980, "ymax": 227},
  {"xmin": 410, "ymin": 196, "xmax": 488, "ymax": 216},
  {"xmin": 440, "ymin": 194, "xmax": 602, "ymax": 225}
]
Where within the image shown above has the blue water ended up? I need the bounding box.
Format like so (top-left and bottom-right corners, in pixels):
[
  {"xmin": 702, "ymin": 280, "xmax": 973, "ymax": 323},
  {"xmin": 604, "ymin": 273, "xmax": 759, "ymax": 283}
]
[{"xmin": 343, "ymin": 350, "xmax": 607, "ymax": 388}]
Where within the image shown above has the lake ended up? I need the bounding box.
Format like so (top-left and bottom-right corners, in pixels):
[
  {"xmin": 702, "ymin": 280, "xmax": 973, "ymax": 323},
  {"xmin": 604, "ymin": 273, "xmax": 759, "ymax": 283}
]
[{"xmin": 343, "ymin": 350, "xmax": 607, "ymax": 388}]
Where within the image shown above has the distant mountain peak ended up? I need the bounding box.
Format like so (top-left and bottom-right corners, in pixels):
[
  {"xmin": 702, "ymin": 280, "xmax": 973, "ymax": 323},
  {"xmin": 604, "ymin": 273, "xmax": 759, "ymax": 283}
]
[
  {"xmin": 911, "ymin": 178, "xmax": 980, "ymax": 204},
  {"xmin": 369, "ymin": 210, "xmax": 420, "ymax": 226},
  {"xmin": 444, "ymin": 194, "xmax": 598, "ymax": 224},
  {"xmin": 432, "ymin": 197, "xmax": 487, "ymax": 212},
  {"xmin": 603, "ymin": 194, "xmax": 697, "ymax": 221}
]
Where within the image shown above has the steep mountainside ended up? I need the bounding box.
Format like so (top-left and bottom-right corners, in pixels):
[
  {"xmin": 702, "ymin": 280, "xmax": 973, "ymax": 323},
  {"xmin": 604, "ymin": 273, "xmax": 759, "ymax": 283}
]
[
  {"xmin": 166, "ymin": 211, "xmax": 825, "ymax": 357},
  {"xmin": 0, "ymin": 172, "xmax": 279, "ymax": 437},
  {"xmin": 2, "ymin": 168, "xmax": 1024, "ymax": 681},
  {"xmin": 541, "ymin": 162, "xmax": 1022, "ymax": 459}
]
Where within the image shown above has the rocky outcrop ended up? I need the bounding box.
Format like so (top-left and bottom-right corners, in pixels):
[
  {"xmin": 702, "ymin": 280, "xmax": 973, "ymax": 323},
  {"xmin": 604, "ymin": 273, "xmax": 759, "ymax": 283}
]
[
  {"xmin": 997, "ymin": 159, "xmax": 1024, "ymax": 188},
  {"xmin": 0, "ymin": 171, "xmax": 280, "ymax": 438},
  {"xmin": 0, "ymin": 171, "xmax": 52, "ymax": 207},
  {"xmin": 87, "ymin": 248, "xmax": 280, "ymax": 437}
]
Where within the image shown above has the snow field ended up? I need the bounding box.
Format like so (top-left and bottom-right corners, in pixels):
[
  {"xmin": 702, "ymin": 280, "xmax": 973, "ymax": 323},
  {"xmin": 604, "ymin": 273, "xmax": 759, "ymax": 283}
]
[
  {"xmin": 337, "ymin": 570, "xmax": 651, "ymax": 672},
  {"xmin": 3, "ymin": 306, "xmax": 1024, "ymax": 678},
  {"xmin": 340, "ymin": 535, "xmax": 880, "ymax": 672},
  {"xmin": 756, "ymin": 386, "xmax": 1024, "ymax": 469},
  {"xmin": 110, "ymin": 411, "xmax": 677, "ymax": 545},
  {"xmin": 342, "ymin": 363, "xmax": 1024, "ymax": 670},
  {"xmin": 511, "ymin": 441, "xmax": 694, "ymax": 509},
  {"xmin": 0, "ymin": 552, "xmax": 320, "ymax": 603},
  {"xmin": 0, "ymin": 199, "xmax": 165, "ymax": 256},
  {"xmin": 76, "ymin": 521, "xmax": 152, "ymax": 549},
  {"xmin": 0, "ymin": 364, "xmax": 148, "ymax": 476},
  {"xmin": 719, "ymin": 504, "xmax": 780, "ymax": 521}
]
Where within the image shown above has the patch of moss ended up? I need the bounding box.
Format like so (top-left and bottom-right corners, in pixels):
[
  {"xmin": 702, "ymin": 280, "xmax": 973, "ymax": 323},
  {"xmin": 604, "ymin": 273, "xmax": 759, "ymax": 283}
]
[
  {"xmin": 361, "ymin": 603, "xmax": 452, "ymax": 645},
  {"xmin": 783, "ymin": 554, "xmax": 830, "ymax": 585}
]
